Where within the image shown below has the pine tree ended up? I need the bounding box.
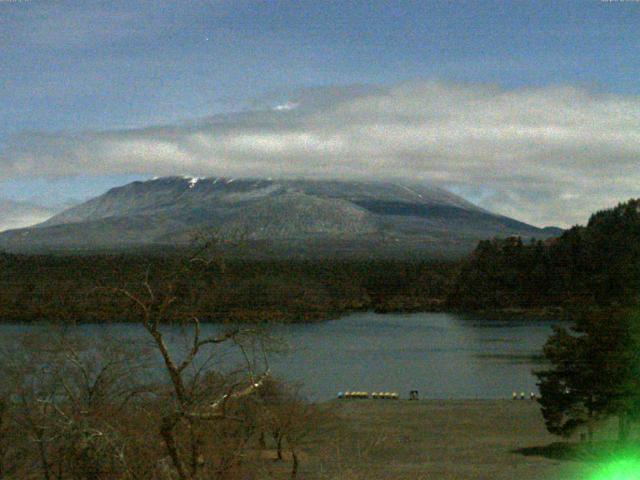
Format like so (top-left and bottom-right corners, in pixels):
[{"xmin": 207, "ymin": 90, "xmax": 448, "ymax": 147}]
[
  {"xmin": 535, "ymin": 325, "xmax": 599, "ymax": 440},
  {"xmin": 535, "ymin": 307, "xmax": 640, "ymax": 442}
]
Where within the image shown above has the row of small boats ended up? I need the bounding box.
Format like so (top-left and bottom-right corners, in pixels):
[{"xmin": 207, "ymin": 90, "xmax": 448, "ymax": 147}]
[{"xmin": 338, "ymin": 391, "xmax": 399, "ymax": 399}]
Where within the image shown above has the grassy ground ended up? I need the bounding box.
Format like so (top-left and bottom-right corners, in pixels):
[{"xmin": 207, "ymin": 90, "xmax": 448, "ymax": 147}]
[{"xmin": 286, "ymin": 400, "xmax": 618, "ymax": 480}]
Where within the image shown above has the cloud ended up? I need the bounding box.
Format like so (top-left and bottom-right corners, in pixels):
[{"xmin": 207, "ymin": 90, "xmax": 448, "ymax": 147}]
[{"xmin": 2, "ymin": 81, "xmax": 639, "ymax": 227}]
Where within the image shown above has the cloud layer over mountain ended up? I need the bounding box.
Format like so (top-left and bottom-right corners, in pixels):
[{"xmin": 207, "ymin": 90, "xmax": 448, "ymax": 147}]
[{"xmin": 3, "ymin": 81, "xmax": 639, "ymax": 227}]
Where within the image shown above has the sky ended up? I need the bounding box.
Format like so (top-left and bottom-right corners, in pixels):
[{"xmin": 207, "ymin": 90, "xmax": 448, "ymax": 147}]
[{"xmin": 0, "ymin": 0, "xmax": 639, "ymax": 229}]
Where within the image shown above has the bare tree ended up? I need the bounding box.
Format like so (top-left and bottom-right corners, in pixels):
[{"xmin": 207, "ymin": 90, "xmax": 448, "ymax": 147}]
[
  {"xmin": 254, "ymin": 378, "xmax": 322, "ymax": 479},
  {"xmin": 111, "ymin": 240, "xmax": 273, "ymax": 480},
  {"xmin": 0, "ymin": 329, "xmax": 153, "ymax": 480},
  {"xmin": 0, "ymin": 240, "xmax": 292, "ymax": 480}
]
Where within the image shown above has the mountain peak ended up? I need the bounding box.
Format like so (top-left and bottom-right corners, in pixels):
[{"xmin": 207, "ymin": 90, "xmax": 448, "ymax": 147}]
[{"xmin": 0, "ymin": 176, "xmax": 560, "ymax": 257}]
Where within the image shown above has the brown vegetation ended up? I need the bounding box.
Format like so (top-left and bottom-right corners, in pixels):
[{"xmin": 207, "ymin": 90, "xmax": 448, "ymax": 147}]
[
  {"xmin": 0, "ymin": 251, "xmax": 455, "ymax": 324},
  {"xmin": 0, "ymin": 328, "xmax": 326, "ymax": 480},
  {"xmin": 0, "ymin": 242, "xmax": 327, "ymax": 479}
]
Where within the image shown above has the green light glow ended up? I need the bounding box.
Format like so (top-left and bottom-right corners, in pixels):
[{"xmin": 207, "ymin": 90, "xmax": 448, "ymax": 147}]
[{"xmin": 588, "ymin": 457, "xmax": 640, "ymax": 480}]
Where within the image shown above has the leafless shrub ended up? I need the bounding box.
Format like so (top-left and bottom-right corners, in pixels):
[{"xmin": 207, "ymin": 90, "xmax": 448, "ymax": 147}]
[
  {"xmin": 0, "ymin": 329, "xmax": 154, "ymax": 479},
  {"xmin": 0, "ymin": 240, "xmax": 308, "ymax": 480},
  {"xmin": 246, "ymin": 378, "xmax": 325, "ymax": 479}
]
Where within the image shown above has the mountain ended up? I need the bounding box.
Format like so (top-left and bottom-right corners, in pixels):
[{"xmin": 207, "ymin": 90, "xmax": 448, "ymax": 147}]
[
  {"xmin": 0, "ymin": 199, "xmax": 59, "ymax": 233},
  {"xmin": 0, "ymin": 177, "xmax": 561, "ymax": 258}
]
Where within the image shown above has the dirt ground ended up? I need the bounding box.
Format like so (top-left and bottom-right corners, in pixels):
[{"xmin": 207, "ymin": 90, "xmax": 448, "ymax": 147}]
[{"xmin": 293, "ymin": 399, "xmax": 603, "ymax": 480}]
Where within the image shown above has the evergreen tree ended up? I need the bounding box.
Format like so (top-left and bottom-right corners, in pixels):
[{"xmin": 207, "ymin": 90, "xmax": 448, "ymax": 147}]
[
  {"xmin": 535, "ymin": 325, "xmax": 599, "ymax": 440},
  {"xmin": 535, "ymin": 307, "xmax": 640, "ymax": 442}
]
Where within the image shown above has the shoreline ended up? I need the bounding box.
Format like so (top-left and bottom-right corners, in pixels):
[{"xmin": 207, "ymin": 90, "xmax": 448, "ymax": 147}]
[{"xmin": 0, "ymin": 305, "xmax": 569, "ymax": 324}]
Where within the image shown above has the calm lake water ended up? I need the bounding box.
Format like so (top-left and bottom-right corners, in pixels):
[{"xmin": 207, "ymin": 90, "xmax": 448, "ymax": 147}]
[{"xmin": 0, "ymin": 312, "xmax": 564, "ymax": 401}]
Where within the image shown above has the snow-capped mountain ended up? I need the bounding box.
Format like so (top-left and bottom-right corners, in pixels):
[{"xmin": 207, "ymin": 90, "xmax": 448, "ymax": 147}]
[{"xmin": 0, "ymin": 177, "xmax": 561, "ymax": 257}]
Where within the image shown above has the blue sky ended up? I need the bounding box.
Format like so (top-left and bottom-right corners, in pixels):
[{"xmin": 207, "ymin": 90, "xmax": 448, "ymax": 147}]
[{"xmin": 1, "ymin": 0, "xmax": 639, "ymax": 227}]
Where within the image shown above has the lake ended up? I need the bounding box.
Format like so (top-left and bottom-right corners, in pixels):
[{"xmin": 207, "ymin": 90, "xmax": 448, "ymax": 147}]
[{"xmin": 0, "ymin": 312, "xmax": 564, "ymax": 401}]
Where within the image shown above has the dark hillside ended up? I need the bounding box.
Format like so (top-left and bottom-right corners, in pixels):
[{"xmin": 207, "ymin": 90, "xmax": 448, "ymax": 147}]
[
  {"xmin": 449, "ymin": 199, "xmax": 640, "ymax": 314},
  {"xmin": 0, "ymin": 252, "xmax": 456, "ymax": 323}
]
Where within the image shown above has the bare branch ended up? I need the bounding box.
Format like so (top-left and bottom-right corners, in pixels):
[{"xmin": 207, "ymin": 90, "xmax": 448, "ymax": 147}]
[
  {"xmin": 206, "ymin": 369, "xmax": 271, "ymax": 416},
  {"xmin": 177, "ymin": 320, "xmax": 239, "ymax": 373}
]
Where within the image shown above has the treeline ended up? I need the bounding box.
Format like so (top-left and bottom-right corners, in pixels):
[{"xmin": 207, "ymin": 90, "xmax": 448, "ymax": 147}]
[
  {"xmin": 3, "ymin": 198, "xmax": 640, "ymax": 323},
  {"xmin": 449, "ymin": 199, "xmax": 640, "ymax": 315},
  {"xmin": 0, "ymin": 252, "xmax": 455, "ymax": 323}
]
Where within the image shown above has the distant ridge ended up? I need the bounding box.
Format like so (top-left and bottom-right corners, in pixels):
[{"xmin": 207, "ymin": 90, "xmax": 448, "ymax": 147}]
[
  {"xmin": 0, "ymin": 199, "xmax": 58, "ymax": 233},
  {"xmin": 0, "ymin": 176, "xmax": 561, "ymax": 258}
]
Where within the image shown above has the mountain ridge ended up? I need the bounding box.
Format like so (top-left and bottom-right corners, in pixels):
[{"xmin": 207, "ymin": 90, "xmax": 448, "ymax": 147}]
[{"xmin": 0, "ymin": 176, "xmax": 562, "ymax": 258}]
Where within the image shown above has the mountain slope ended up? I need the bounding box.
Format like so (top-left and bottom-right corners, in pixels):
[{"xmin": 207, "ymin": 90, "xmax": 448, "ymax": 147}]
[{"xmin": 0, "ymin": 177, "xmax": 560, "ymax": 257}]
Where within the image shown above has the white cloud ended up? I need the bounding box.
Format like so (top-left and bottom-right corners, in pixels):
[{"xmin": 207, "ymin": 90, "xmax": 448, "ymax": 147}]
[{"xmin": 2, "ymin": 81, "xmax": 639, "ymax": 227}]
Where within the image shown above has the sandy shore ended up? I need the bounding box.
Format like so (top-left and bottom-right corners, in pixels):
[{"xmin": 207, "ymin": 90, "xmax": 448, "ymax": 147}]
[{"xmin": 296, "ymin": 399, "xmax": 598, "ymax": 480}]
